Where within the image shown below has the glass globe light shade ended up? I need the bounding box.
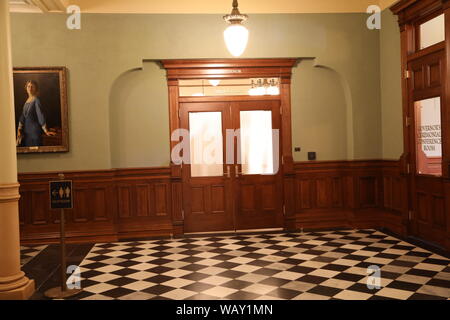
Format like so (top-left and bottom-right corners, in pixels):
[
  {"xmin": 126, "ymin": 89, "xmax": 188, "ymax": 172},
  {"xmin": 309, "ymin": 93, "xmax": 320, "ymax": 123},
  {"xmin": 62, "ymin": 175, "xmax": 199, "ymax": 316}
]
[
  {"xmin": 224, "ymin": 24, "xmax": 249, "ymax": 57},
  {"xmin": 248, "ymin": 87, "xmax": 258, "ymax": 96},
  {"xmin": 209, "ymin": 80, "xmax": 221, "ymax": 87},
  {"xmin": 267, "ymin": 85, "xmax": 280, "ymax": 95},
  {"xmin": 255, "ymin": 86, "xmax": 266, "ymax": 96}
]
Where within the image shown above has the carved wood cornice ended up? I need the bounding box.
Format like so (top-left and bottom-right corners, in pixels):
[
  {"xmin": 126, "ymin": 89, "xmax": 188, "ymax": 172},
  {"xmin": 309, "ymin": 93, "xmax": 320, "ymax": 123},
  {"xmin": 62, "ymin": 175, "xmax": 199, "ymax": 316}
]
[
  {"xmin": 391, "ymin": 0, "xmax": 448, "ymax": 25},
  {"xmin": 160, "ymin": 58, "xmax": 299, "ymax": 81}
]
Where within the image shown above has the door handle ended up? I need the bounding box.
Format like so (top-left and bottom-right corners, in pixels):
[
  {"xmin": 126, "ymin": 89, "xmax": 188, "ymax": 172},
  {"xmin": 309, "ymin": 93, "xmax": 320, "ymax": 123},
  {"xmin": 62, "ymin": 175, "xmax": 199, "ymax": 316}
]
[
  {"xmin": 224, "ymin": 165, "xmax": 231, "ymax": 178},
  {"xmin": 235, "ymin": 165, "xmax": 242, "ymax": 178}
]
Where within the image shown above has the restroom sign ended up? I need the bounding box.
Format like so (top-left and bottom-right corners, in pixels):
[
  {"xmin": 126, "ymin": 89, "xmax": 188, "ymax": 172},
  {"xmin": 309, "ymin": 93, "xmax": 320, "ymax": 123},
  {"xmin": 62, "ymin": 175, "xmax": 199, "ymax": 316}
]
[{"xmin": 50, "ymin": 180, "xmax": 73, "ymax": 209}]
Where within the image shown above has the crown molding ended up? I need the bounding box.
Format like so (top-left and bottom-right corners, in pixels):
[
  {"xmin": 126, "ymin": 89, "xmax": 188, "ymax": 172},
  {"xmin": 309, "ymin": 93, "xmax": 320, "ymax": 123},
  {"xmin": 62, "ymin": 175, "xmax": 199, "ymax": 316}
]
[
  {"xmin": 380, "ymin": 0, "xmax": 401, "ymax": 10},
  {"xmin": 8, "ymin": 0, "xmax": 41, "ymax": 12},
  {"xmin": 30, "ymin": 0, "xmax": 400, "ymax": 14},
  {"xmin": 9, "ymin": 0, "xmax": 67, "ymax": 13},
  {"xmin": 8, "ymin": 0, "xmax": 400, "ymax": 14}
]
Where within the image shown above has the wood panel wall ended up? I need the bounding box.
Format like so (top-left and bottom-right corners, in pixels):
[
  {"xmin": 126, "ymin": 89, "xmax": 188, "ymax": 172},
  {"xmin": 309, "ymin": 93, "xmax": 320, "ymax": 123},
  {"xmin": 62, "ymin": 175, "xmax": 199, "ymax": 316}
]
[
  {"xmin": 18, "ymin": 167, "xmax": 173, "ymax": 244},
  {"xmin": 446, "ymin": 181, "xmax": 450, "ymax": 250},
  {"xmin": 284, "ymin": 160, "xmax": 408, "ymax": 235},
  {"xmin": 16, "ymin": 160, "xmax": 431, "ymax": 247}
]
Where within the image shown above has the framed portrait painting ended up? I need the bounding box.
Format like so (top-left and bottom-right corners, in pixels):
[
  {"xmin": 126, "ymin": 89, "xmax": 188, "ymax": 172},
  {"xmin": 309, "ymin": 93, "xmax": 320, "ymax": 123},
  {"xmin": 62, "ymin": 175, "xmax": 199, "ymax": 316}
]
[{"xmin": 13, "ymin": 67, "xmax": 69, "ymax": 153}]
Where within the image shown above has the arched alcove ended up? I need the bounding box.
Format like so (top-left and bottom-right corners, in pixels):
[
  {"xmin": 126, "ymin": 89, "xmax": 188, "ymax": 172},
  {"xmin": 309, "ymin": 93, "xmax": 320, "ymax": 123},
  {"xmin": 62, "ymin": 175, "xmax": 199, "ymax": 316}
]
[
  {"xmin": 109, "ymin": 62, "xmax": 170, "ymax": 168},
  {"xmin": 291, "ymin": 59, "xmax": 349, "ymax": 161}
]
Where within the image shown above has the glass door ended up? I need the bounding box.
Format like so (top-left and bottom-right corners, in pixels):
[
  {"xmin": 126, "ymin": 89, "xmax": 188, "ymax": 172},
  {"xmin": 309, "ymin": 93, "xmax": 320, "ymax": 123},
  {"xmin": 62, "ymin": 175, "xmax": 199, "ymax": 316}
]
[
  {"xmin": 180, "ymin": 103, "xmax": 234, "ymax": 233},
  {"xmin": 232, "ymin": 101, "xmax": 284, "ymax": 230},
  {"xmin": 414, "ymin": 97, "xmax": 442, "ymax": 176},
  {"xmin": 180, "ymin": 100, "xmax": 284, "ymax": 233},
  {"xmin": 407, "ymin": 50, "xmax": 446, "ymax": 245}
]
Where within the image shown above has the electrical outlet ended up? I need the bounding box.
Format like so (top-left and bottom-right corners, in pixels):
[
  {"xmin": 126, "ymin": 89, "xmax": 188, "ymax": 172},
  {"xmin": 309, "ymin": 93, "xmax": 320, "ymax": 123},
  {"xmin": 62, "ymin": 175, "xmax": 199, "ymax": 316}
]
[{"xmin": 308, "ymin": 152, "xmax": 316, "ymax": 161}]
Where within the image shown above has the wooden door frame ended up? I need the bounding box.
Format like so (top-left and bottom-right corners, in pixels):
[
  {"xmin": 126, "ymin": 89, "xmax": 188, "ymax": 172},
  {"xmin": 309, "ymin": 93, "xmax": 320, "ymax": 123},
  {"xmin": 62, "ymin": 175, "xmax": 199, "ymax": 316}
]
[
  {"xmin": 161, "ymin": 58, "xmax": 298, "ymax": 235},
  {"xmin": 391, "ymin": 0, "xmax": 450, "ymax": 246}
]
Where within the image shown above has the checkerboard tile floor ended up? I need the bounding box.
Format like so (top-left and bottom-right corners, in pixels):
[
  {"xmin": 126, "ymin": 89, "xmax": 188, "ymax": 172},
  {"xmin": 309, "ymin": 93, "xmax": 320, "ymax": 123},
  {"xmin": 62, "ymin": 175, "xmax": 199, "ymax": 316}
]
[
  {"xmin": 71, "ymin": 229, "xmax": 450, "ymax": 300},
  {"xmin": 20, "ymin": 245, "xmax": 48, "ymax": 266}
]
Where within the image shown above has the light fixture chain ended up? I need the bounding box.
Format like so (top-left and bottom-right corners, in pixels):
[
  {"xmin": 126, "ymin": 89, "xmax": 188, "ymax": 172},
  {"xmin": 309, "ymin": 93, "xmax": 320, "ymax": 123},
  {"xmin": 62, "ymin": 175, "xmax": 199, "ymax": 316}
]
[
  {"xmin": 223, "ymin": 0, "xmax": 249, "ymax": 57},
  {"xmin": 224, "ymin": 0, "xmax": 248, "ymax": 24}
]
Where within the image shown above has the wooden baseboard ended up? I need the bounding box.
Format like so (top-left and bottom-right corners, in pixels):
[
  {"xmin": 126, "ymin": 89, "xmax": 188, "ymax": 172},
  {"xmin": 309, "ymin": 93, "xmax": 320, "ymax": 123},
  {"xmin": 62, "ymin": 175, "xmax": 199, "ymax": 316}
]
[{"xmin": 20, "ymin": 233, "xmax": 118, "ymax": 245}]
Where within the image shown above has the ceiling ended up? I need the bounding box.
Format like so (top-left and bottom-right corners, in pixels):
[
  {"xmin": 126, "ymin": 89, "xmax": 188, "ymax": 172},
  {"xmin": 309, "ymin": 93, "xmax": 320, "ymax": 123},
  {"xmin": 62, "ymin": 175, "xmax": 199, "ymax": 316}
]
[{"xmin": 9, "ymin": 0, "xmax": 400, "ymax": 13}]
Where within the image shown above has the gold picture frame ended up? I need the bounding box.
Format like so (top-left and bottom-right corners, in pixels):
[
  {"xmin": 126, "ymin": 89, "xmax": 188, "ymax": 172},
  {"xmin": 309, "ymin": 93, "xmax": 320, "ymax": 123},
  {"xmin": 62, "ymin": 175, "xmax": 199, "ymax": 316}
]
[{"xmin": 13, "ymin": 67, "xmax": 69, "ymax": 153}]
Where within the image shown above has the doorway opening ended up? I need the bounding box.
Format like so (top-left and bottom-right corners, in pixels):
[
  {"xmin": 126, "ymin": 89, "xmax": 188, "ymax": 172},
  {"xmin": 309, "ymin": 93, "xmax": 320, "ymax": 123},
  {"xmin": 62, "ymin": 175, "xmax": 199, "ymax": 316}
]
[
  {"xmin": 162, "ymin": 59, "xmax": 298, "ymax": 234},
  {"xmin": 181, "ymin": 99, "xmax": 283, "ymax": 233}
]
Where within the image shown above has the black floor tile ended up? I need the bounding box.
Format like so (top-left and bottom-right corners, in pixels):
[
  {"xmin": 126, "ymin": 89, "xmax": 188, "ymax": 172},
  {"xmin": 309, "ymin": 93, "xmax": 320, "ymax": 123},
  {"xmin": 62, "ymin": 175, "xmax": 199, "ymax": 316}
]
[{"xmin": 21, "ymin": 229, "xmax": 450, "ymax": 301}]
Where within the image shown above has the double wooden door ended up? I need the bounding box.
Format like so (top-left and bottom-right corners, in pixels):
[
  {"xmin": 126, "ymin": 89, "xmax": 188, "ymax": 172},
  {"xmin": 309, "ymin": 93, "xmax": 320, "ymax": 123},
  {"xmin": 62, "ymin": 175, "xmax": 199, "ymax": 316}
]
[{"xmin": 180, "ymin": 100, "xmax": 284, "ymax": 233}]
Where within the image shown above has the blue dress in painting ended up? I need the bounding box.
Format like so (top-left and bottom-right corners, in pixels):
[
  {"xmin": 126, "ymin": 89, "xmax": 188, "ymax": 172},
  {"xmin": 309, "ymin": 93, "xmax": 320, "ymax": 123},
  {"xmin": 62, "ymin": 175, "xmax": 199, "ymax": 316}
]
[{"xmin": 18, "ymin": 98, "xmax": 47, "ymax": 147}]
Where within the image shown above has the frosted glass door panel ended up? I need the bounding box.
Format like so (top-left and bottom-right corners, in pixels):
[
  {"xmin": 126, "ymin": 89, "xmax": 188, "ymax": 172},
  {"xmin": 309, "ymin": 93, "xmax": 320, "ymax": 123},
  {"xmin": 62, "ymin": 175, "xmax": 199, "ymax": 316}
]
[
  {"xmin": 189, "ymin": 112, "xmax": 224, "ymax": 177},
  {"xmin": 415, "ymin": 97, "xmax": 442, "ymax": 176},
  {"xmin": 239, "ymin": 111, "xmax": 274, "ymax": 175},
  {"xmin": 420, "ymin": 14, "xmax": 445, "ymax": 50}
]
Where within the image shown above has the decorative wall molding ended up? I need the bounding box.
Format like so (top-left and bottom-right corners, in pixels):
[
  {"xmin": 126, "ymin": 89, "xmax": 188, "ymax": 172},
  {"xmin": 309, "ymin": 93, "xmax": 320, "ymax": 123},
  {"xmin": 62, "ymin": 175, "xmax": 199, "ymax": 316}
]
[
  {"xmin": 39, "ymin": 0, "xmax": 399, "ymax": 14},
  {"xmin": 0, "ymin": 183, "xmax": 21, "ymax": 203}
]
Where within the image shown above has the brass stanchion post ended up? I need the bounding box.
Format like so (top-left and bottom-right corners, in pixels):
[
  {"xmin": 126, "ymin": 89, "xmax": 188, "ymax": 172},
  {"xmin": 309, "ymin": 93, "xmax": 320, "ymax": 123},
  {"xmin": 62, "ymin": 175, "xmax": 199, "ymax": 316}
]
[{"xmin": 44, "ymin": 173, "xmax": 82, "ymax": 299}]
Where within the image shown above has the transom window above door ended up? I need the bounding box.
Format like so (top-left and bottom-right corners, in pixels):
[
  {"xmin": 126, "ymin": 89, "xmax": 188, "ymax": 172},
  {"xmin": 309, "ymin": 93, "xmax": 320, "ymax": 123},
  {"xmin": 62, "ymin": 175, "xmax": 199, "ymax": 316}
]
[
  {"xmin": 179, "ymin": 78, "xmax": 280, "ymax": 97},
  {"xmin": 418, "ymin": 14, "xmax": 445, "ymax": 50}
]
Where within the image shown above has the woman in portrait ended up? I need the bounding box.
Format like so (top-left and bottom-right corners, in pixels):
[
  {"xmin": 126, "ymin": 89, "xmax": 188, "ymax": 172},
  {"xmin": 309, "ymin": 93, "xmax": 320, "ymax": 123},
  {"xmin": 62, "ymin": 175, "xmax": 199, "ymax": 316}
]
[{"xmin": 17, "ymin": 80, "xmax": 55, "ymax": 147}]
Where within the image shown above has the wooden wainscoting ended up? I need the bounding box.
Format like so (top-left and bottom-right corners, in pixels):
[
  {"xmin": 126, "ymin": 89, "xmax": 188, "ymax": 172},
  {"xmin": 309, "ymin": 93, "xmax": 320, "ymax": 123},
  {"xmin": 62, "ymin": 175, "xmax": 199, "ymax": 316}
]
[
  {"xmin": 287, "ymin": 160, "xmax": 408, "ymax": 235},
  {"xmin": 380, "ymin": 160, "xmax": 409, "ymax": 236},
  {"xmin": 18, "ymin": 160, "xmax": 411, "ymax": 244},
  {"xmin": 18, "ymin": 167, "xmax": 173, "ymax": 244},
  {"xmin": 446, "ymin": 180, "xmax": 450, "ymax": 250},
  {"xmin": 114, "ymin": 168, "xmax": 173, "ymax": 239},
  {"xmin": 19, "ymin": 170, "xmax": 117, "ymax": 244}
]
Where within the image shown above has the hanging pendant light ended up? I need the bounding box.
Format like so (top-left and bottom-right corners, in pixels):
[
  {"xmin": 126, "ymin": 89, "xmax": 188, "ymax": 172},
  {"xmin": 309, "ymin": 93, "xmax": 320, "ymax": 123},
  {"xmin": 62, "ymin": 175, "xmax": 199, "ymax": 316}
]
[{"xmin": 223, "ymin": 0, "xmax": 249, "ymax": 57}]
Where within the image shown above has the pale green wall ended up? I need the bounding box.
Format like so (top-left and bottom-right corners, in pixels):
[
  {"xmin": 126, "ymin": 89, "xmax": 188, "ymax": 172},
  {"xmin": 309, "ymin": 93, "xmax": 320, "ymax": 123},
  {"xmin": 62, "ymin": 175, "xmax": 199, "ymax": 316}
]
[
  {"xmin": 10, "ymin": 13, "xmax": 384, "ymax": 172},
  {"xmin": 380, "ymin": 9, "xmax": 403, "ymax": 159},
  {"xmin": 292, "ymin": 59, "xmax": 348, "ymax": 161},
  {"xmin": 109, "ymin": 63, "xmax": 169, "ymax": 168}
]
